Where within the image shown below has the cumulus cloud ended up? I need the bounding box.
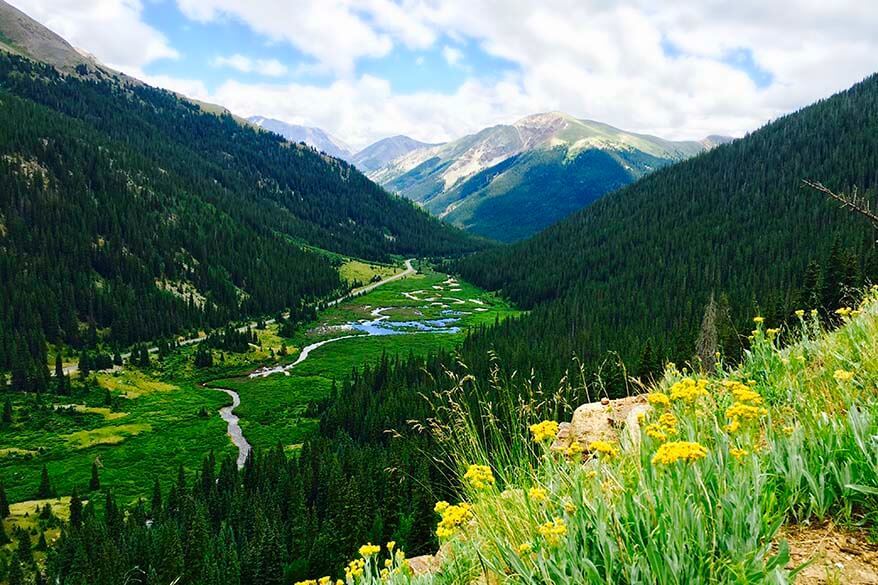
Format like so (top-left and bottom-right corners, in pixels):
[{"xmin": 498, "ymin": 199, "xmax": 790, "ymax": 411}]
[
  {"xmin": 166, "ymin": 0, "xmax": 878, "ymax": 147},
  {"xmin": 213, "ymin": 54, "xmax": 289, "ymax": 77},
  {"xmin": 11, "ymin": 0, "xmax": 878, "ymax": 149},
  {"xmin": 10, "ymin": 0, "xmax": 178, "ymax": 71}
]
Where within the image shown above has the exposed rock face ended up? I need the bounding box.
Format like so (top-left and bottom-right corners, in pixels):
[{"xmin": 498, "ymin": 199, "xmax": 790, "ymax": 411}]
[{"xmin": 551, "ymin": 395, "xmax": 650, "ymax": 454}]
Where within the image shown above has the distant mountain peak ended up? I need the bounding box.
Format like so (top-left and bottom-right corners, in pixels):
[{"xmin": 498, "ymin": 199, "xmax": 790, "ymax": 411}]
[
  {"xmin": 351, "ymin": 135, "xmax": 441, "ymax": 172},
  {"xmin": 247, "ymin": 116, "xmax": 354, "ymax": 161}
]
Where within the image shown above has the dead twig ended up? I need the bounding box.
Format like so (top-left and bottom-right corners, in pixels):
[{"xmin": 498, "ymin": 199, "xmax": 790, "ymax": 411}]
[{"xmin": 803, "ymin": 179, "xmax": 878, "ymax": 229}]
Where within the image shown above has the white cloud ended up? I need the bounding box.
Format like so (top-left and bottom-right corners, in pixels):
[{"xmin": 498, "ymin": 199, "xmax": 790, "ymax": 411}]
[
  {"xmin": 9, "ymin": 0, "xmax": 178, "ymax": 71},
  {"xmin": 12, "ymin": 0, "xmax": 878, "ymax": 150},
  {"xmin": 442, "ymin": 46, "xmax": 463, "ymax": 67},
  {"xmin": 164, "ymin": 0, "xmax": 877, "ymax": 147},
  {"xmin": 213, "ymin": 54, "xmax": 288, "ymax": 77}
]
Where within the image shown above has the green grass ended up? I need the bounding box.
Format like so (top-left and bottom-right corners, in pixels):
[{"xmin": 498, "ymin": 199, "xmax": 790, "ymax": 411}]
[
  {"xmin": 393, "ymin": 294, "xmax": 878, "ymax": 584},
  {"xmin": 208, "ymin": 266, "xmax": 519, "ymax": 450},
  {"xmin": 0, "ymin": 371, "xmax": 232, "ymax": 505},
  {"xmin": 339, "ymin": 259, "xmax": 401, "ymax": 286},
  {"xmin": 0, "ymin": 265, "xmax": 518, "ymax": 515}
]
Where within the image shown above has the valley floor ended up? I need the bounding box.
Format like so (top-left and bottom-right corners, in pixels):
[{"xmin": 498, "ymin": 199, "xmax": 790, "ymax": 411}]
[{"xmin": 0, "ymin": 261, "xmax": 519, "ymax": 568}]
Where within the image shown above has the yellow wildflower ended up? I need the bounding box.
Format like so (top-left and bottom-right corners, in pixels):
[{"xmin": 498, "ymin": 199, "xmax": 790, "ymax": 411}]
[
  {"xmin": 589, "ymin": 440, "xmax": 619, "ymax": 458},
  {"xmin": 810, "ymin": 309, "xmax": 819, "ymax": 318},
  {"xmin": 386, "ymin": 541, "xmax": 395, "ymax": 552},
  {"xmin": 646, "ymin": 392, "xmax": 671, "ymax": 407},
  {"xmin": 529, "ymin": 420, "xmax": 560, "ymax": 443},
  {"xmin": 359, "ymin": 543, "xmax": 381, "ymax": 558},
  {"xmin": 434, "ymin": 501, "xmax": 449, "ymax": 514},
  {"xmin": 795, "ymin": 309, "xmax": 805, "ymax": 318},
  {"xmin": 725, "ymin": 419, "xmax": 741, "ymax": 433},
  {"xmin": 645, "ymin": 423, "xmax": 668, "ymax": 442},
  {"xmin": 723, "ymin": 380, "xmax": 763, "ymax": 404},
  {"xmin": 658, "ymin": 412, "xmax": 678, "ymax": 429},
  {"xmin": 528, "ymin": 486, "xmax": 548, "ymax": 502},
  {"xmin": 538, "ymin": 517, "xmax": 567, "ymax": 546},
  {"xmin": 319, "ymin": 578, "xmax": 330, "ymax": 585},
  {"xmin": 463, "ymin": 464, "xmax": 495, "ymax": 490},
  {"xmin": 517, "ymin": 542, "xmax": 533, "ymax": 555},
  {"xmin": 835, "ymin": 307, "xmax": 852, "ymax": 318},
  {"xmin": 753, "ymin": 316, "xmax": 765, "ymax": 324},
  {"xmin": 766, "ymin": 327, "xmax": 781, "ymax": 337},
  {"xmin": 436, "ymin": 502, "xmax": 473, "ymax": 539},
  {"xmin": 834, "ymin": 369, "xmax": 854, "ymax": 383},
  {"xmin": 669, "ymin": 377, "xmax": 709, "ymax": 402},
  {"xmin": 729, "ymin": 447, "xmax": 748, "ymax": 461},
  {"xmin": 651, "ymin": 441, "xmax": 708, "ymax": 465},
  {"xmin": 566, "ymin": 440, "xmax": 584, "ymax": 457},
  {"xmin": 726, "ymin": 402, "xmax": 767, "ymax": 421},
  {"xmin": 563, "ymin": 500, "xmax": 577, "ymax": 514}
]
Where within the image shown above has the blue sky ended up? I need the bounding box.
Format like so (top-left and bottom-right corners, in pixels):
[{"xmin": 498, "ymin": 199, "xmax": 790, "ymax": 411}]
[{"xmin": 12, "ymin": 1, "xmax": 877, "ymax": 149}]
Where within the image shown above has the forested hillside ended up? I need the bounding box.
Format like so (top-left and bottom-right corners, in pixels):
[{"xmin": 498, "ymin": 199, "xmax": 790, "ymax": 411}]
[
  {"xmin": 455, "ymin": 73, "xmax": 878, "ymax": 380},
  {"xmin": 0, "ymin": 53, "xmax": 483, "ymax": 391}
]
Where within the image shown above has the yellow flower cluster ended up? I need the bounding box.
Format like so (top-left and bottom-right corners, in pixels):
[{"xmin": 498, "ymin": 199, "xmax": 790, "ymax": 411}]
[
  {"xmin": 644, "ymin": 410, "xmax": 678, "ymax": 442},
  {"xmin": 517, "ymin": 542, "xmax": 533, "ymax": 555},
  {"xmin": 294, "ymin": 578, "xmax": 336, "ymax": 585},
  {"xmin": 537, "ymin": 517, "xmax": 567, "ymax": 546},
  {"xmin": 651, "ymin": 441, "xmax": 708, "ymax": 465},
  {"xmin": 345, "ymin": 558, "xmax": 365, "ymax": 580},
  {"xmin": 435, "ymin": 501, "xmax": 473, "ymax": 539},
  {"xmin": 834, "ymin": 369, "xmax": 855, "ymax": 383},
  {"xmin": 588, "ymin": 440, "xmax": 619, "ymax": 458},
  {"xmin": 359, "ymin": 543, "xmax": 381, "ymax": 558},
  {"xmin": 463, "ymin": 464, "xmax": 495, "ymax": 490},
  {"xmin": 646, "ymin": 392, "xmax": 671, "ymax": 407},
  {"xmin": 565, "ymin": 440, "xmax": 584, "ymax": 457},
  {"xmin": 669, "ymin": 377, "xmax": 709, "ymax": 403},
  {"xmin": 753, "ymin": 316, "xmax": 765, "ymax": 324},
  {"xmin": 725, "ymin": 402, "xmax": 767, "ymax": 421},
  {"xmin": 722, "ymin": 380, "xmax": 764, "ymax": 404},
  {"xmin": 835, "ymin": 307, "xmax": 853, "ymax": 318},
  {"xmin": 795, "ymin": 309, "xmax": 806, "ymax": 318},
  {"xmin": 729, "ymin": 447, "xmax": 749, "ymax": 461},
  {"xmin": 528, "ymin": 486, "xmax": 548, "ymax": 502},
  {"xmin": 529, "ymin": 420, "xmax": 560, "ymax": 443}
]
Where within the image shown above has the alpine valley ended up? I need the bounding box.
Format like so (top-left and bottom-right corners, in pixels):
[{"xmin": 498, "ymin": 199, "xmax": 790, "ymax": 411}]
[{"xmin": 1, "ymin": 3, "xmax": 877, "ymax": 585}]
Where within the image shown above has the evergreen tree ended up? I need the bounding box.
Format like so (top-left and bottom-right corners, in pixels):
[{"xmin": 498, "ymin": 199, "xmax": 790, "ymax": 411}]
[
  {"xmin": 69, "ymin": 488, "xmax": 83, "ymax": 529},
  {"xmin": 0, "ymin": 483, "xmax": 8, "ymax": 517},
  {"xmin": 8, "ymin": 553, "xmax": 24, "ymax": 585},
  {"xmin": 36, "ymin": 465, "xmax": 54, "ymax": 499},
  {"xmin": 2, "ymin": 397, "xmax": 12, "ymax": 425},
  {"xmin": 0, "ymin": 513, "xmax": 9, "ymax": 545},
  {"xmin": 89, "ymin": 462, "xmax": 101, "ymax": 491},
  {"xmin": 78, "ymin": 350, "xmax": 90, "ymax": 379},
  {"xmin": 16, "ymin": 530, "xmax": 33, "ymax": 566}
]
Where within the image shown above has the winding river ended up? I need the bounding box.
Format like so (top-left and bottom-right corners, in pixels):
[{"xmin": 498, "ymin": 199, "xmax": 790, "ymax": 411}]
[
  {"xmin": 213, "ymin": 387, "xmax": 251, "ymax": 469},
  {"xmin": 214, "ymin": 274, "xmax": 462, "ymax": 468}
]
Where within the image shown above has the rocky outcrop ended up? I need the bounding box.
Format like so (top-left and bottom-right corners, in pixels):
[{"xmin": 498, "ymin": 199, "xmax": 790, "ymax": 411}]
[{"xmin": 551, "ymin": 395, "xmax": 650, "ymax": 454}]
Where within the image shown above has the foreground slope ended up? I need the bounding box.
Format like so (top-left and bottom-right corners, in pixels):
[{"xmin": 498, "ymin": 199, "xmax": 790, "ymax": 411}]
[
  {"xmin": 0, "ymin": 50, "xmax": 483, "ymax": 388},
  {"xmin": 456, "ymin": 73, "xmax": 878, "ymax": 376},
  {"xmin": 412, "ymin": 295, "xmax": 878, "ymax": 584},
  {"xmin": 371, "ymin": 112, "xmax": 724, "ymax": 241}
]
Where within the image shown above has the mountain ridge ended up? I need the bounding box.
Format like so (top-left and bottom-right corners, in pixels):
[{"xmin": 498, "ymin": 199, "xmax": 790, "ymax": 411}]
[
  {"xmin": 369, "ymin": 111, "xmax": 730, "ymax": 240},
  {"xmin": 247, "ymin": 115, "xmax": 355, "ymax": 161}
]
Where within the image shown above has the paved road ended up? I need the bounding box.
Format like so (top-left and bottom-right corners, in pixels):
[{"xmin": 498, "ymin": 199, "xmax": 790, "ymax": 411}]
[{"xmin": 61, "ymin": 259, "xmax": 416, "ymax": 376}]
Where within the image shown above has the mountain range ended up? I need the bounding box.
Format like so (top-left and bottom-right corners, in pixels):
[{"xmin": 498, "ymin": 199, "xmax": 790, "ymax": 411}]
[{"xmin": 368, "ymin": 112, "xmax": 730, "ymax": 241}]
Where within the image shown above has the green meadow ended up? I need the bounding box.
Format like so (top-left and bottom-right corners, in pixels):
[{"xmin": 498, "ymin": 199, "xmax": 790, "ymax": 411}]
[{"xmin": 0, "ymin": 264, "xmax": 518, "ymax": 511}]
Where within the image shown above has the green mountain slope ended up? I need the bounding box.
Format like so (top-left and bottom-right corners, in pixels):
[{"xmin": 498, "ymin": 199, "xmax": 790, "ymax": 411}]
[
  {"xmin": 371, "ymin": 113, "xmax": 723, "ymax": 241},
  {"xmin": 455, "ymin": 73, "xmax": 878, "ymax": 382},
  {"xmin": 0, "ymin": 52, "xmax": 483, "ymax": 390}
]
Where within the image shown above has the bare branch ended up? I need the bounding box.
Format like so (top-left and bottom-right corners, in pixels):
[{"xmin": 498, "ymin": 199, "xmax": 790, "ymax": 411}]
[{"xmin": 803, "ymin": 179, "xmax": 878, "ymax": 229}]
